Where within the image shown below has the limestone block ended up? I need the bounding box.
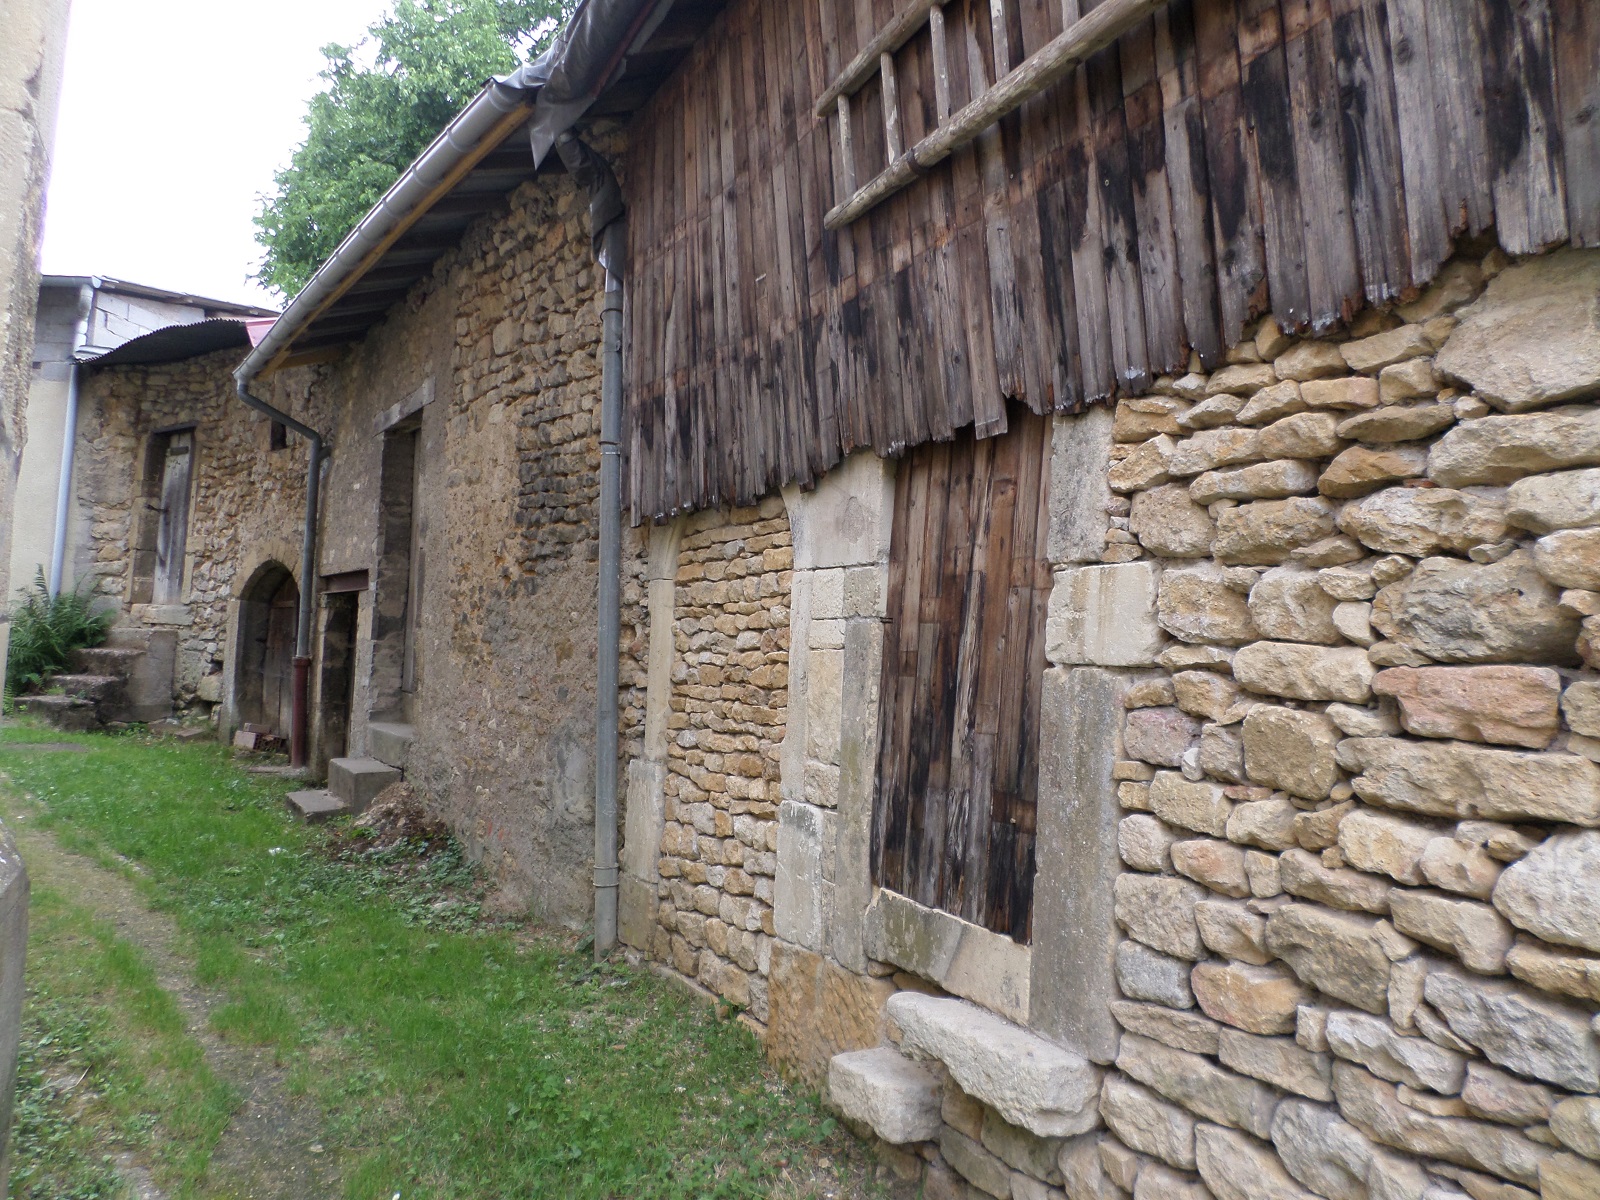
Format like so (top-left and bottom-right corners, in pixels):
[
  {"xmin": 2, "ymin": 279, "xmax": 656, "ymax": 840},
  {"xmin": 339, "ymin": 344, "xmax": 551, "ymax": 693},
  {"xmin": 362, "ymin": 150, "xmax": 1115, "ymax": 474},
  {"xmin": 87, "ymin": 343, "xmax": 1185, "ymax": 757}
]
[
  {"xmin": 1171, "ymin": 838, "xmax": 1250, "ymax": 898},
  {"xmin": 1158, "ymin": 562, "xmax": 1259, "ymax": 646},
  {"xmin": 1266, "ymin": 905, "xmax": 1396, "ymax": 1014},
  {"xmin": 1319, "ymin": 446, "xmax": 1429, "ymax": 498},
  {"xmin": 1330, "ymin": 1062, "xmax": 1549, "ymax": 1187},
  {"xmin": 774, "ymin": 800, "xmax": 833, "ymax": 951},
  {"xmin": 1117, "ymin": 395, "xmax": 1190, "ymax": 441},
  {"xmin": 1052, "ymin": 407, "xmax": 1117, "ymax": 563},
  {"xmin": 864, "ymin": 889, "xmax": 1030, "ymax": 1024},
  {"xmin": 1195, "ymin": 1125, "xmax": 1317, "ymax": 1200},
  {"xmin": 1259, "ymin": 412, "xmax": 1344, "ymax": 461},
  {"xmin": 1195, "ymin": 900, "xmax": 1271, "ymax": 966},
  {"xmin": 1191, "ymin": 961, "xmax": 1311, "ymax": 1037},
  {"xmin": 1224, "ymin": 794, "xmax": 1298, "ymax": 852},
  {"xmin": 1389, "ymin": 890, "xmax": 1515, "ymax": 974},
  {"xmin": 1417, "ymin": 836, "xmax": 1502, "ymax": 900},
  {"xmin": 1279, "ymin": 848, "xmax": 1394, "ymax": 915},
  {"xmin": 1336, "ymin": 737, "xmax": 1600, "ymax": 825},
  {"xmin": 1114, "ymin": 872, "xmax": 1206, "ymax": 960},
  {"xmin": 1214, "ymin": 498, "xmax": 1338, "ymax": 566},
  {"xmin": 1242, "ymin": 707, "xmax": 1340, "ymax": 800},
  {"xmin": 1130, "ymin": 484, "xmax": 1215, "ymax": 558},
  {"xmin": 1542, "ymin": 1152, "xmax": 1600, "ymax": 1199},
  {"xmin": 828, "ymin": 1047, "xmax": 943, "ymax": 1143},
  {"xmin": 1168, "ymin": 429, "xmax": 1266, "ymax": 478},
  {"xmin": 1429, "ymin": 405, "xmax": 1600, "ymax": 487},
  {"xmin": 1047, "ymin": 563, "xmax": 1163, "ymax": 667},
  {"xmin": 1433, "ymin": 248, "xmax": 1600, "ymax": 413},
  {"xmin": 1124, "ymin": 707, "xmax": 1201, "ymax": 768},
  {"xmin": 786, "ymin": 449, "xmax": 894, "ymax": 570},
  {"xmin": 983, "ymin": 1107, "xmax": 1067, "ymax": 1184},
  {"xmin": 1183, "ymin": 392, "xmax": 1252, "ymax": 430},
  {"xmin": 1174, "ymin": 671, "xmax": 1248, "ymax": 723},
  {"xmin": 1325, "ymin": 1010, "xmax": 1467, "ymax": 1095},
  {"xmin": 1217, "ymin": 1028, "xmax": 1333, "ymax": 1101},
  {"xmin": 1118, "ymin": 1034, "xmax": 1278, "ymax": 1140},
  {"xmin": 1423, "ymin": 968, "xmax": 1600, "ymax": 1092},
  {"xmin": 1508, "ymin": 470, "xmax": 1600, "ymax": 542},
  {"xmin": 1338, "ymin": 487, "xmax": 1508, "ymax": 558},
  {"xmin": 1058, "ymin": 1134, "xmax": 1125, "ymax": 1200},
  {"xmin": 1112, "ymin": 1001, "xmax": 1223, "ymax": 1056},
  {"xmin": 1332, "ymin": 602, "xmax": 1375, "ymax": 646},
  {"xmin": 1248, "ymin": 566, "xmax": 1342, "ymax": 644},
  {"xmin": 1276, "ymin": 342, "xmax": 1351, "ymax": 382},
  {"xmin": 1550, "ymin": 1096, "xmax": 1600, "ymax": 1161},
  {"xmin": 1336, "ymin": 809, "xmax": 1438, "ymax": 885},
  {"xmin": 766, "ymin": 942, "xmax": 896, "ymax": 1089},
  {"xmin": 1270, "ymin": 1098, "xmax": 1375, "ymax": 1200},
  {"xmin": 1206, "ymin": 363, "xmax": 1279, "ymax": 396},
  {"xmin": 1327, "ymin": 703, "xmax": 1402, "ymax": 738},
  {"xmin": 1190, "ymin": 460, "xmax": 1319, "ymax": 505},
  {"xmin": 1461, "ymin": 1062, "xmax": 1554, "ymax": 1127},
  {"xmin": 942, "ymin": 1127, "xmax": 1013, "ymax": 1198},
  {"xmin": 1535, "ymin": 527, "xmax": 1600, "ymax": 590},
  {"xmin": 1237, "ymin": 380, "xmax": 1307, "ymax": 424},
  {"xmin": 1234, "ymin": 641, "xmax": 1375, "ymax": 703},
  {"xmin": 1344, "ymin": 325, "xmax": 1435, "ymax": 374},
  {"xmin": 1101, "ymin": 1075, "xmax": 1198, "ymax": 1170},
  {"xmin": 1149, "ymin": 773, "xmax": 1232, "ymax": 837},
  {"xmin": 1505, "ymin": 936, "xmax": 1600, "ymax": 1003},
  {"xmin": 886, "ymin": 993, "xmax": 1101, "ymax": 1137},
  {"xmin": 1302, "ymin": 376, "xmax": 1383, "ymax": 410},
  {"xmin": 1563, "ymin": 680, "xmax": 1600, "ymax": 738},
  {"xmin": 1117, "ymin": 941, "xmax": 1197, "ymax": 1009},
  {"xmin": 1492, "ymin": 829, "xmax": 1600, "ymax": 955},
  {"xmin": 1337, "ymin": 403, "xmax": 1455, "ymax": 444},
  {"xmin": 1371, "ymin": 666, "xmax": 1560, "ymax": 749},
  {"xmin": 1118, "ymin": 815, "xmax": 1175, "ymax": 872},
  {"xmin": 1110, "ymin": 435, "xmax": 1177, "ymax": 493}
]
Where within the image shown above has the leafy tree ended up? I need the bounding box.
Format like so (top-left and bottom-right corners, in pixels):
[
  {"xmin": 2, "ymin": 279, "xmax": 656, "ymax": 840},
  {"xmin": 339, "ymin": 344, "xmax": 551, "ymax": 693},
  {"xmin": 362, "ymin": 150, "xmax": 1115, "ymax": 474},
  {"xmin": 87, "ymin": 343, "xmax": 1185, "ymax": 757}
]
[{"xmin": 254, "ymin": 0, "xmax": 567, "ymax": 298}]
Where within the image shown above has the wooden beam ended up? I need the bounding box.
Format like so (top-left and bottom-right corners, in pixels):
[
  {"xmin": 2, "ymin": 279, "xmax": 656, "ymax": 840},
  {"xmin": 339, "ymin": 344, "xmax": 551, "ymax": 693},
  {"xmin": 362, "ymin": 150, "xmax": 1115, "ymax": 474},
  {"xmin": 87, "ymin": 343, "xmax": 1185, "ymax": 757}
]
[
  {"xmin": 838, "ymin": 94, "xmax": 858, "ymax": 197},
  {"xmin": 930, "ymin": 5, "xmax": 952, "ymax": 122},
  {"xmin": 824, "ymin": 0, "xmax": 1169, "ymax": 229},
  {"xmin": 815, "ymin": 0, "xmax": 943, "ymax": 114},
  {"xmin": 882, "ymin": 52, "xmax": 904, "ymax": 160},
  {"xmin": 260, "ymin": 101, "xmax": 535, "ymax": 377}
]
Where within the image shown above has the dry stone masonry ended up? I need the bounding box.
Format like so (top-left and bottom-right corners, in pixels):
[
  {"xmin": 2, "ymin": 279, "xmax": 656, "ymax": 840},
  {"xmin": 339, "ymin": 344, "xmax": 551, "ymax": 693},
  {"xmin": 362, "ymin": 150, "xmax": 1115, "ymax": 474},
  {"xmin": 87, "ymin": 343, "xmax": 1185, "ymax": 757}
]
[
  {"xmin": 818, "ymin": 245, "xmax": 1600, "ymax": 1200},
  {"xmin": 650, "ymin": 500, "xmax": 790, "ymax": 1022}
]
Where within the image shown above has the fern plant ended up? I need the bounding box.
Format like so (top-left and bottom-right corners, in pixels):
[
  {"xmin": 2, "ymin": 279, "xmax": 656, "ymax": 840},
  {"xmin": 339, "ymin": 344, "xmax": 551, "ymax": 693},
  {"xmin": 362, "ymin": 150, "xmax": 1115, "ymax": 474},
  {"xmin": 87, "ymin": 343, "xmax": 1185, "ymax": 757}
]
[{"xmin": 4, "ymin": 569, "xmax": 114, "ymax": 706}]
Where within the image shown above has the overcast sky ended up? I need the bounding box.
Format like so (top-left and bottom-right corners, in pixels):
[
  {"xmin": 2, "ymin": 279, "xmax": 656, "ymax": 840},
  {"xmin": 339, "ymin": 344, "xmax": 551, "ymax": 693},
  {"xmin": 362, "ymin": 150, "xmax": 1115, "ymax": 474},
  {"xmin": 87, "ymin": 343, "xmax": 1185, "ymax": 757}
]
[{"xmin": 40, "ymin": 0, "xmax": 391, "ymax": 312}]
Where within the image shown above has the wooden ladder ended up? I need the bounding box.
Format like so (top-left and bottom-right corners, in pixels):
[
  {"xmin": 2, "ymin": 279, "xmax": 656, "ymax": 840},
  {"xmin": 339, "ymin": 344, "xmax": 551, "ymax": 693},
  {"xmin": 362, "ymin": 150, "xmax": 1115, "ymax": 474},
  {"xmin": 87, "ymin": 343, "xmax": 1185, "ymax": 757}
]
[{"xmin": 818, "ymin": 0, "xmax": 1169, "ymax": 229}]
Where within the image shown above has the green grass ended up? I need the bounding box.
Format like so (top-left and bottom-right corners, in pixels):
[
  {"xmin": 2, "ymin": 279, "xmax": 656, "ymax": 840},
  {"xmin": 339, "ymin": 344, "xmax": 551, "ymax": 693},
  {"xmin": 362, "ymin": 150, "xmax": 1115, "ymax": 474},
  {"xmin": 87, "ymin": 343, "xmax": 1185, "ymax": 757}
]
[{"xmin": 0, "ymin": 726, "xmax": 865, "ymax": 1199}]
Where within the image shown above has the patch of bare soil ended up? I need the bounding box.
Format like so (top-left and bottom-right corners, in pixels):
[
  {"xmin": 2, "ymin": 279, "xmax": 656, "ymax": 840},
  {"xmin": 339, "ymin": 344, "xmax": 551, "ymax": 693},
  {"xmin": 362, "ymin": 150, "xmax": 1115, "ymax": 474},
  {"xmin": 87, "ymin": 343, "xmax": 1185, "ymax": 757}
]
[{"xmin": 8, "ymin": 821, "xmax": 339, "ymax": 1199}]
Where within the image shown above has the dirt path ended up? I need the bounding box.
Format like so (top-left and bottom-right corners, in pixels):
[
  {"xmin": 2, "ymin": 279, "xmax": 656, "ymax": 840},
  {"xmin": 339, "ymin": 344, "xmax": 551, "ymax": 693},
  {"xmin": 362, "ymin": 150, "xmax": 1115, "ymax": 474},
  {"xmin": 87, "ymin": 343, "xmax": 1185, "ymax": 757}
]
[{"xmin": 4, "ymin": 802, "xmax": 339, "ymax": 1200}]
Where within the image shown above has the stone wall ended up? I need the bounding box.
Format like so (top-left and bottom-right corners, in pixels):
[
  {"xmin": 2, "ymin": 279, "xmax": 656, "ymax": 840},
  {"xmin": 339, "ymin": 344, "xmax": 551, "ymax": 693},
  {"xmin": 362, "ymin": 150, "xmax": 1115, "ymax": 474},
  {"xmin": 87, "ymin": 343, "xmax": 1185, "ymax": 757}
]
[
  {"xmin": 73, "ymin": 350, "xmax": 324, "ymax": 699},
  {"xmin": 648, "ymin": 500, "xmax": 790, "ymax": 1021}
]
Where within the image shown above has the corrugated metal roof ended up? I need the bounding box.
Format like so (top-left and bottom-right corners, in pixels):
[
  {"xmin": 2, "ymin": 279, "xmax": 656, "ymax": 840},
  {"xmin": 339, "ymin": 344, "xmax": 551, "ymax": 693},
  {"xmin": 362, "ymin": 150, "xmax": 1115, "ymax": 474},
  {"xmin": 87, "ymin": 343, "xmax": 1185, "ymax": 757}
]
[{"xmin": 85, "ymin": 319, "xmax": 253, "ymax": 369}]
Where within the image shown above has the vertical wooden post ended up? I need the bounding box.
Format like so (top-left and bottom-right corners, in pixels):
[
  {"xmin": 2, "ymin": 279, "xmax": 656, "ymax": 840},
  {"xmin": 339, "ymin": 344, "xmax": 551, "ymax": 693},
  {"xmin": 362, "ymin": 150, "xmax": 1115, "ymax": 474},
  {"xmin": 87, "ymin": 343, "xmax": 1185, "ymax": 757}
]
[
  {"xmin": 990, "ymin": 0, "xmax": 1014, "ymax": 78},
  {"xmin": 930, "ymin": 4, "xmax": 953, "ymax": 122},
  {"xmin": 881, "ymin": 51, "xmax": 904, "ymax": 160},
  {"xmin": 837, "ymin": 93, "xmax": 857, "ymax": 196}
]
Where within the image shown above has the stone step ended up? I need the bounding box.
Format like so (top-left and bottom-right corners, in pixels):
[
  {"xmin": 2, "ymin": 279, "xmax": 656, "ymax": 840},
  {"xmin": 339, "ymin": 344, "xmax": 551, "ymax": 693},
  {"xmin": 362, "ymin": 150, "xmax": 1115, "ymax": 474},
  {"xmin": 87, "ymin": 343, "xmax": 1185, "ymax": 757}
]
[
  {"xmin": 104, "ymin": 627, "xmax": 153, "ymax": 651},
  {"xmin": 49, "ymin": 674, "xmax": 123, "ymax": 703},
  {"xmin": 366, "ymin": 721, "xmax": 415, "ymax": 771},
  {"xmin": 286, "ymin": 789, "xmax": 347, "ymax": 824},
  {"xmin": 17, "ymin": 694, "xmax": 99, "ymax": 732},
  {"xmin": 328, "ymin": 757, "xmax": 401, "ymax": 814},
  {"xmin": 69, "ymin": 646, "xmax": 143, "ymax": 679}
]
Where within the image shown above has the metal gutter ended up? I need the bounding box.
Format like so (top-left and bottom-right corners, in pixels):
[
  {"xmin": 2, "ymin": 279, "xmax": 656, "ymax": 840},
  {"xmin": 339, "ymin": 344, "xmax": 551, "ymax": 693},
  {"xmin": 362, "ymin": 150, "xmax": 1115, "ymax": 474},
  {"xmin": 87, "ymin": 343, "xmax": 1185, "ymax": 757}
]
[{"xmin": 47, "ymin": 280, "xmax": 97, "ymax": 598}]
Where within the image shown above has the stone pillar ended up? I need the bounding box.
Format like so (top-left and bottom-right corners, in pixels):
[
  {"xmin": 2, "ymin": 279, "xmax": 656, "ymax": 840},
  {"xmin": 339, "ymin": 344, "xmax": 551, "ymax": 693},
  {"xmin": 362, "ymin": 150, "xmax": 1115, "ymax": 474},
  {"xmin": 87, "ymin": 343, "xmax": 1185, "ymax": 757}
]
[{"xmin": 0, "ymin": 0, "xmax": 71, "ymax": 682}]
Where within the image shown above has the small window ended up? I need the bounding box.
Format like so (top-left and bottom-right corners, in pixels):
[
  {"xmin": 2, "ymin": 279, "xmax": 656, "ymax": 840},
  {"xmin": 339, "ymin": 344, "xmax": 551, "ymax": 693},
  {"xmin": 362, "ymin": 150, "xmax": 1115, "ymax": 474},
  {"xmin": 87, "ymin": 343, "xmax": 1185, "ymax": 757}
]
[{"xmin": 269, "ymin": 420, "xmax": 288, "ymax": 451}]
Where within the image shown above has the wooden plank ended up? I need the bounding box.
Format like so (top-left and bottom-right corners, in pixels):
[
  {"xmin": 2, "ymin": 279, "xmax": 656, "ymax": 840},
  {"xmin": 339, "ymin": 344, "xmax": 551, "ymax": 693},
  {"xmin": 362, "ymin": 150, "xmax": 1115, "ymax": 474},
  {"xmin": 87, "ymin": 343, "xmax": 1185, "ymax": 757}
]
[
  {"xmin": 930, "ymin": 3, "xmax": 955, "ymax": 119},
  {"xmin": 1063, "ymin": 70, "xmax": 1117, "ymax": 402},
  {"xmin": 1330, "ymin": 0, "xmax": 1409, "ymax": 305},
  {"xmin": 1423, "ymin": 0, "xmax": 1493, "ymax": 237},
  {"xmin": 1481, "ymin": 0, "xmax": 1569, "ymax": 255},
  {"xmin": 1087, "ymin": 45, "xmax": 1153, "ymax": 393},
  {"xmin": 1238, "ymin": 0, "xmax": 1312, "ymax": 330},
  {"xmin": 1554, "ymin": 0, "xmax": 1600, "ymax": 246},
  {"xmin": 817, "ymin": 0, "xmax": 942, "ymax": 112},
  {"xmin": 1384, "ymin": 0, "xmax": 1450, "ymax": 285},
  {"xmin": 1155, "ymin": 0, "xmax": 1223, "ymax": 368},
  {"xmin": 1282, "ymin": 0, "xmax": 1363, "ymax": 330},
  {"xmin": 882, "ymin": 52, "xmax": 906, "ymax": 160}
]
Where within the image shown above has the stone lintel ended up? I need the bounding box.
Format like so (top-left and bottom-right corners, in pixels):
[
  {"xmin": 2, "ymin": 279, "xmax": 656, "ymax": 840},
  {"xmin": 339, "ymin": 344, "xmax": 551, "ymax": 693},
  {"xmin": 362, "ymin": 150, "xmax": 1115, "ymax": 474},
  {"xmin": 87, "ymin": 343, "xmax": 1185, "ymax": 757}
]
[{"xmin": 864, "ymin": 888, "xmax": 1031, "ymax": 1024}]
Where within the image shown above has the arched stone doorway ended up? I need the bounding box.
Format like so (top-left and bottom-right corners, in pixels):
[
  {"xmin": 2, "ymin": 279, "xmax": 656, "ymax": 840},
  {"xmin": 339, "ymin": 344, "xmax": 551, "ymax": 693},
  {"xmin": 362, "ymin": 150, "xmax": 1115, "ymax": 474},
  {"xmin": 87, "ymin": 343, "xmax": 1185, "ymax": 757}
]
[{"xmin": 235, "ymin": 562, "xmax": 298, "ymax": 737}]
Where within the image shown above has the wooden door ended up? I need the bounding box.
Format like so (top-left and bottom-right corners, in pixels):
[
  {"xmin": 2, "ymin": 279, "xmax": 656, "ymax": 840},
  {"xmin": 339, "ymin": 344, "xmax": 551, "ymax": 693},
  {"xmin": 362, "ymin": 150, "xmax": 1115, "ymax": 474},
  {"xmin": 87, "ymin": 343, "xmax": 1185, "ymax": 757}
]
[
  {"xmin": 153, "ymin": 431, "xmax": 193, "ymax": 604},
  {"xmin": 262, "ymin": 576, "xmax": 298, "ymax": 737},
  {"xmin": 872, "ymin": 409, "xmax": 1053, "ymax": 943}
]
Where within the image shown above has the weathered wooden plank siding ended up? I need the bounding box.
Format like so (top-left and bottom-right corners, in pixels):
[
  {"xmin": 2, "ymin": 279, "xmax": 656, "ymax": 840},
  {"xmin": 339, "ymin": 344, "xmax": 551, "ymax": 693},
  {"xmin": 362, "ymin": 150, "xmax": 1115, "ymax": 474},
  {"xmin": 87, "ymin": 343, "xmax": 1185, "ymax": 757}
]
[{"xmin": 623, "ymin": 0, "xmax": 1600, "ymax": 521}]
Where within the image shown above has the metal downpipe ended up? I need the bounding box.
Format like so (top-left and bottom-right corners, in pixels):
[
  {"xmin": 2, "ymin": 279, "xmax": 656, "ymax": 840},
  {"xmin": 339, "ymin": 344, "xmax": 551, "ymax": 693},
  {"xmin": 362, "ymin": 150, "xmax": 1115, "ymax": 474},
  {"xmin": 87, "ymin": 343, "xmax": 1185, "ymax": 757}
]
[
  {"xmin": 233, "ymin": 380, "xmax": 326, "ymax": 768},
  {"xmin": 594, "ymin": 272, "xmax": 623, "ymax": 958},
  {"xmin": 48, "ymin": 281, "xmax": 95, "ymax": 597}
]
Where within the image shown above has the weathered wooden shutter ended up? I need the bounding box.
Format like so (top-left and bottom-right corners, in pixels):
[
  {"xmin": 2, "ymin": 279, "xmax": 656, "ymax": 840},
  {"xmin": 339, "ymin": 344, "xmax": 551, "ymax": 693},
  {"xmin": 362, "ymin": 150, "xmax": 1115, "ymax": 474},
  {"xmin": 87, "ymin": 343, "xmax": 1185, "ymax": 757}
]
[
  {"xmin": 872, "ymin": 409, "xmax": 1053, "ymax": 943},
  {"xmin": 152, "ymin": 431, "xmax": 193, "ymax": 604}
]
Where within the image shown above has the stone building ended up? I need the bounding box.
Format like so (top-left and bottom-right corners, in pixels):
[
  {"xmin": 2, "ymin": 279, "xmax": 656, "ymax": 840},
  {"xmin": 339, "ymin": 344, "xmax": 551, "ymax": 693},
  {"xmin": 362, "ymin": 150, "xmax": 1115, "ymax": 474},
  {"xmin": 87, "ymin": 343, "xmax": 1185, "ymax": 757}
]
[{"xmin": 129, "ymin": 0, "xmax": 1600, "ymax": 1196}]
